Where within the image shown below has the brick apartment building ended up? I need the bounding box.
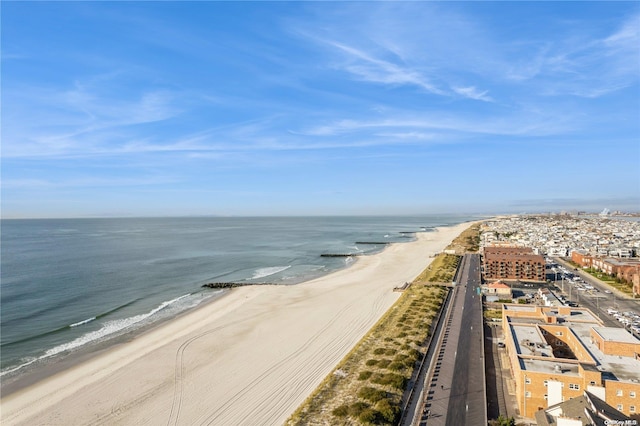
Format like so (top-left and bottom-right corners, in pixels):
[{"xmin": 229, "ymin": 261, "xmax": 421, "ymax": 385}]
[
  {"xmin": 501, "ymin": 304, "xmax": 640, "ymax": 420},
  {"xmin": 482, "ymin": 246, "xmax": 545, "ymax": 282},
  {"xmin": 572, "ymin": 252, "xmax": 640, "ymax": 296},
  {"xmin": 571, "ymin": 250, "xmax": 594, "ymax": 269}
]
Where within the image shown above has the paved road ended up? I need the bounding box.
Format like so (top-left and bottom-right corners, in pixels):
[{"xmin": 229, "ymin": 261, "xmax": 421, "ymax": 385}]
[
  {"xmin": 445, "ymin": 254, "xmax": 486, "ymax": 426},
  {"xmin": 408, "ymin": 254, "xmax": 486, "ymax": 426}
]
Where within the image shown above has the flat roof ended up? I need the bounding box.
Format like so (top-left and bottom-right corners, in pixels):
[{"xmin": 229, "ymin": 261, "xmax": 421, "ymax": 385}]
[
  {"xmin": 593, "ymin": 327, "xmax": 640, "ymax": 344},
  {"xmin": 511, "ymin": 324, "xmax": 554, "ymax": 358},
  {"xmin": 556, "ymin": 322, "xmax": 640, "ymax": 382},
  {"xmin": 506, "ymin": 307, "xmax": 640, "ymax": 383},
  {"xmin": 520, "ymin": 358, "xmax": 580, "ymax": 376},
  {"xmin": 503, "ymin": 304, "xmax": 537, "ymax": 312}
]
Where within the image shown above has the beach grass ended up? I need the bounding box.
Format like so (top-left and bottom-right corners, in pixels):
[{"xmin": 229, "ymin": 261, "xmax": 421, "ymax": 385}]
[{"xmin": 285, "ymin": 282, "xmax": 447, "ymax": 426}]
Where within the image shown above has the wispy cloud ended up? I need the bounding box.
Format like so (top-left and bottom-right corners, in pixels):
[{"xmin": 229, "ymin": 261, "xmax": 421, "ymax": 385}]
[
  {"xmin": 2, "ymin": 175, "xmax": 179, "ymax": 190},
  {"xmin": 297, "ymin": 109, "xmax": 577, "ymax": 139},
  {"xmin": 507, "ymin": 13, "xmax": 640, "ymax": 98},
  {"xmin": 452, "ymin": 86, "xmax": 493, "ymax": 102},
  {"xmin": 3, "ymin": 71, "xmax": 184, "ymax": 158},
  {"xmin": 324, "ymin": 40, "xmax": 445, "ymax": 95}
]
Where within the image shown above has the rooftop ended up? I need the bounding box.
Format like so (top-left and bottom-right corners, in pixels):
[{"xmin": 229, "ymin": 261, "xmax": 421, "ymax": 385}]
[
  {"xmin": 592, "ymin": 326, "xmax": 640, "ymax": 344},
  {"xmin": 487, "ymin": 281, "xmax": 511, "ymax": 289},
  {"xmin": 505, "ymin": 305, "xmax": 640, "ymax": 383}
]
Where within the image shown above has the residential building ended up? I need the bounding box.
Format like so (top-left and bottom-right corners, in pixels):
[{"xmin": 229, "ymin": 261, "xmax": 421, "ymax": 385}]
[
  {"xmin": 534, "ymin": 390, "xmax": 633, "ymax": 425},
  {"xmin": 482, "ymin": 246, "xmax": 546, "ymax": 282},
  {"xmin": 501, "ymin": 304, "xmax": 640, "ymax": 419},
  {"xmin": 482, "ymin": 280, "xmax": 512, "ymax": 298}
]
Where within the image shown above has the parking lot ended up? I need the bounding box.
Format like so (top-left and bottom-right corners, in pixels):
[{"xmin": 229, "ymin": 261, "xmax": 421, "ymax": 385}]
[{"xmin": 548, "ymin": 258, "xmax": 640, "ymax": 338}]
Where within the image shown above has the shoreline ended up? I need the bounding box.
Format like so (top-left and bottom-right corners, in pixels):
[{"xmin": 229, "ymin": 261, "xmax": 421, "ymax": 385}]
[
  {"xmin": 0, "ymin": 288, "xmax": 233, "ymax": 396},
  {"xmin": 1, "ymin": 222, "xmax": 474, "ymax": 426}
]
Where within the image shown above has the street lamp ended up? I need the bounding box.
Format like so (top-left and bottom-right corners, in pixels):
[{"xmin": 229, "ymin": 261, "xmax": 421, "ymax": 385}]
[
  {"xmin": 569, "ymin": 282, "xmax": 572, "ymax": 302},
  {"xmin": 523, "ymin": 374, "xmax": 527, "ymax": 419}
]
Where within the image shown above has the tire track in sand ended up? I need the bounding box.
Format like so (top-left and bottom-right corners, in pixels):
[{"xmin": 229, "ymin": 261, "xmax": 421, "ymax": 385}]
[{"xmin": 197, "ymin": 297, "xmax": 361, "ymax": 426}]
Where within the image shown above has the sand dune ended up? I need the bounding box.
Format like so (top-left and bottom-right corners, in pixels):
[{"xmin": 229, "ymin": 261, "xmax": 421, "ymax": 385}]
[{"xmin": 1, "ymin": 223, "xmax": 471, "ymax": 426}]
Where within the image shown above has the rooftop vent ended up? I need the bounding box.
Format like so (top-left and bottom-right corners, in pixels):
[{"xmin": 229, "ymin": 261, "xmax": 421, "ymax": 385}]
[{"xmin": 554, "ymin": 364, "xmax": 562, "ymax": 373}]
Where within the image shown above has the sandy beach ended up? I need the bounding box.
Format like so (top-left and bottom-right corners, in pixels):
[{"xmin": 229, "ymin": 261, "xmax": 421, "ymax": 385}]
[{"xmin": 1, "ymin": 222, "xmax": 471, "ymax": 426}]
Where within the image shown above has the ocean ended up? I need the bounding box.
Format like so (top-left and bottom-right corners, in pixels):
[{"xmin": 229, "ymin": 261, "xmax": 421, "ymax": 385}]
[{"xmin": 0, "ymin": 215, "xmax": 477, "ymax": 382}]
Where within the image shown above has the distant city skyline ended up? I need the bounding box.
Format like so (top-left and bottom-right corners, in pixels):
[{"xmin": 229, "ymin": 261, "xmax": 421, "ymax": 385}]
[{"xmin": 2, "ymin": 2, "xmax": 639, "ymax": 218}]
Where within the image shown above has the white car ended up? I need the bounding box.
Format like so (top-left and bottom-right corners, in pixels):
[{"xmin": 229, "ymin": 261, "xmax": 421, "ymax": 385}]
[{"xmin": 604, "ymin": 290, "xmax": 612, "ymax": 294}]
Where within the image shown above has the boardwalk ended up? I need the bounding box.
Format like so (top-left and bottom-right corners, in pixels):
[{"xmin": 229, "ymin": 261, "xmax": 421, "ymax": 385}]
[{"xmin": 407, "ymin": 254, "xmax": 487, "ymax": 426}]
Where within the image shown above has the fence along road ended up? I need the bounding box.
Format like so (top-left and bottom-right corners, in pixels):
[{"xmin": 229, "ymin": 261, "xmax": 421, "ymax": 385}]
[{"xmin": 408, "ymin": 254, "xmax": 487, "ymax": 426}]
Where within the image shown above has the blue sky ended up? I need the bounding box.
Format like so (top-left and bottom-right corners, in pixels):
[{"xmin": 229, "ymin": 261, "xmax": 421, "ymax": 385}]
[{"xmin": 2, "ymin": 1, "xmax": 639, "ymax": 218}]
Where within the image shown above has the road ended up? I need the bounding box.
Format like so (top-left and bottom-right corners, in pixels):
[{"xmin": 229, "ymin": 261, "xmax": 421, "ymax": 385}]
[
  {"xmin": 551, "ymin": 257, "xmax": 639, "ymax": 328},
  {"xmin": 445, "ymin": 254, "xmax": 486, "ymax": 426},
  {"xmin": 406, "ymin": 254, "xmax": 486, "ymax": 426}
]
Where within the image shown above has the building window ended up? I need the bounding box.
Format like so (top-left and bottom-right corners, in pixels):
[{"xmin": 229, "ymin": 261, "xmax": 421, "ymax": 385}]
[
  {"xmin": 544, "ymin": 380, "xmax": 548, "ymax": 387},
  {"xmin": 630, "ymin": 406, "xmax": 636, "ymax": 413},
  {"xmin": 525, "ymin": 377, "xmax": 531, "ymax": 384},
  {"xmin": 555, "ymin": 331, "xmax": 563, "ymax": 336},
  {"xmin": 525, "ymin": 391, "xmax": 531, "ymax": 398},
  {"xmin": 590, "ymin": 381, "xmax": 596, "ymax": 386},
  {"xmin": 544, "ymin": 394, "xmax": 548, "ymax": 400},
  {"xmin": 569, "ymin": 383, "xmax": 580, "ymax": 390},
  {"xmin": 617, "ymin": 390, "xmax": 623, "ymax": 397},
  {"xmin": 631, "ymin": 391, "xmax": 636, "ymax": 398},
  {"xmin": 617, "ymin": 404, "xmax": 623, "ymax": 411}
]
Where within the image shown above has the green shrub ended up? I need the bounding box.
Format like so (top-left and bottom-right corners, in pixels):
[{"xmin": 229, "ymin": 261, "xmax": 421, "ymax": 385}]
[
  {"xmin": 385, "ymin": 348, "xmax": 397, "ymax": 356},
  {"xmin": 376, "ymin": 398, "xmax": 400, "ymax": 423},
  {"xmin": 358, "ymin": 371, "xmax": 373, "ymax": 380},
  {"xmin": 373, "ymin": 348, "xmax": 386, "ymax": 355},
  {"xmin": 387, "ymin": 361, "xmax": 404, "ymax": 371},
  {"xmin": 349, "ymin": 401, "xmax": 369, "ymax": 417},
  {"xmin": 407, "ymin": 348, "xmax": 420, "ymax": 360},
  {"xmin": 372, "ymin": 373, "xmax": 406, "ymax": 390},
  {"xmin": 366, "ymin": 359, "xmax": 378, "ymax": 366},
  {"xmin": 357, "ymin": 386, "xmax": 387, "ymax": 403},
  {"xmin": 332, "ymin": 404, "xmax": 349, "ymax": 417},
  {"xmin": 377, "ymin": 359, "xmax": 391, "ymax": 368},
  {"xmin": 358, "ymin": 408, "xmax": 381, "ymax": 424}
]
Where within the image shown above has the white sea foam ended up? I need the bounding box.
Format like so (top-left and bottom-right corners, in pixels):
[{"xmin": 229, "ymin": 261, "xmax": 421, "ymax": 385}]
[
  {"xmin": 1, "ymin": 294, "xmax": 192, "ymax": 377},
  {"xmin": 252, "ymin": 265, "xmax": 291, "ymax": 280},
  {"xmin": 0, "ymin": 357, "xmax": 39, "ymax": 377},
  {"xmin": 70, "ymin": 317, "xmax": 96, "ymax": 327}
]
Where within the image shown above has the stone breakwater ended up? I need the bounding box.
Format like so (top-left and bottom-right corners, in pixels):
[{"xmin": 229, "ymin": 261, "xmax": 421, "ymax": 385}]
[{"xmin": 201, "ymin": 282, "xmax": 277, "ymax": 289}]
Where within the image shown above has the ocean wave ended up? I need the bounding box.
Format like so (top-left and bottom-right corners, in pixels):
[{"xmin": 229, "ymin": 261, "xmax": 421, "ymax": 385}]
[
  {"xmin": 70, "ymin": 317, "xmax": 96, "ymax": 327},
  {"xmin": 251, "ymin": 265, "xmax": 291, "ymax": 280},
  {"xmin": 1, "ymin": 299, "xmax": 141, "ymax": 349},
  {"xmin": 0, "ymin": 294, "xmax": 192, "ymax": 377}
]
